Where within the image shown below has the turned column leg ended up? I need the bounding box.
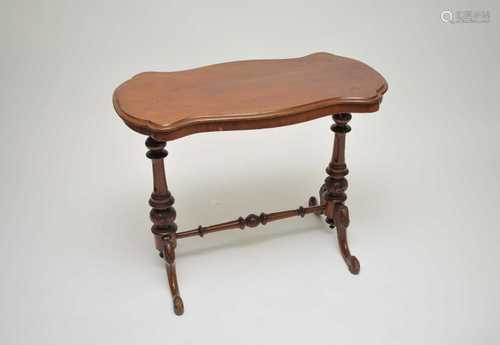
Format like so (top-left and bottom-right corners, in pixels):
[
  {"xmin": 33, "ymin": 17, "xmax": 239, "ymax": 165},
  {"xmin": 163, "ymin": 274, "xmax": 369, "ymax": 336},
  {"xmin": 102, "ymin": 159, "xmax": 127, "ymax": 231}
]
[
  {"xmin": 145, "ymin": 137, "xmax": 184, "ymax": 315},
  {"xmin": 323, "ymin": 113, "xmax": 360, "ymax": 274}
]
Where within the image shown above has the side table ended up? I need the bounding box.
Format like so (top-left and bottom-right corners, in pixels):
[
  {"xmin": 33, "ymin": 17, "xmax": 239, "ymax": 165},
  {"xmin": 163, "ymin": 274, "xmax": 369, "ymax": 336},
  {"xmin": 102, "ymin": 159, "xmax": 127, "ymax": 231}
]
[{"xmin": 113, "ymin": 52, "xmax": 388, "ymax": 315}]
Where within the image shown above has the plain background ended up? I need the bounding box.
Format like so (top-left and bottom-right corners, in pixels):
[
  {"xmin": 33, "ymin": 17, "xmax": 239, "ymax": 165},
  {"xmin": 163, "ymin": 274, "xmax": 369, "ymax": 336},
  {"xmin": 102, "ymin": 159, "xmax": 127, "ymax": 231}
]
[{"xmin": 1, "ymin": 1, "xmax": 499, "ymax": 344}]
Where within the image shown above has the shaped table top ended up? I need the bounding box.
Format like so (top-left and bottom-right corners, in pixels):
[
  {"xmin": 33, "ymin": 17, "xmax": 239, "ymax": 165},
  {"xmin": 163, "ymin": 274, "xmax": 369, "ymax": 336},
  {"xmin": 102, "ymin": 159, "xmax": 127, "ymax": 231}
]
[{"xmin": 113, "ymin": 52, "xmax": 388, "ymax": 141}]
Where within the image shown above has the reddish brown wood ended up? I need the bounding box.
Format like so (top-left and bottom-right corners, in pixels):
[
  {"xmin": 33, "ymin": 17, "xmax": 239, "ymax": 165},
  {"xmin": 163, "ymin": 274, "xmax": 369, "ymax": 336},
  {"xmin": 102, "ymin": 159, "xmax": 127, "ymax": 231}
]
[
  {"xmin": 145, "ymin": 137, "xmax": 184, "ymax": 315},
  {"xmin": 322, "ymin": 114, "xmax": 360, "ymax": 274},
  {"xmin": 309, "ymin": 196, "xmax": 323, "ymax": 215},
  {"xmin": 114, "ymin": 53, "xmax": 388, "ymax": 315},
  {"xmin": 113, "ymin": 52, "xmax": 387, "ymax": 141},
  {"xmin": 176, "ymin": 201, "xmax": 325, "ymax": 239}
]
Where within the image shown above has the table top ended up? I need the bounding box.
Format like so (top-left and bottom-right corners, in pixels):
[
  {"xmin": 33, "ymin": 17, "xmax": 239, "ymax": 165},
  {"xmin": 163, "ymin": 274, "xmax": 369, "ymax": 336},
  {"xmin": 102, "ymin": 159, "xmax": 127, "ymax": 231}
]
[{"xmin": 113, "ymin": 52, "xmax": 388, "ymax": 141}]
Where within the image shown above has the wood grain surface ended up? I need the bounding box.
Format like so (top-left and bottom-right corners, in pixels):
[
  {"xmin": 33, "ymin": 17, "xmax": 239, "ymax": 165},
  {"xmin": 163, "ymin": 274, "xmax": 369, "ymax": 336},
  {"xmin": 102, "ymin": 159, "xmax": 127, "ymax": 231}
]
[{"xmin": 113, "ymin": 52, "xmax": 388, "ymax": 141}]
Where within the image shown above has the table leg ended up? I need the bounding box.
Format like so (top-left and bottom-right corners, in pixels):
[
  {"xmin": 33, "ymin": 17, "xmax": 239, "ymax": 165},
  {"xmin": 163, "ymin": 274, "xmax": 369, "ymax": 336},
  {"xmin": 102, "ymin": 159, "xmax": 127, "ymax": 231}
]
[
  {"xmin": 146, "ymin": 137, "xmax": 184, "ymax": 315},
  {"xmin": 322, "ymin": 113, "xmax": 360, "ymax": 274}
]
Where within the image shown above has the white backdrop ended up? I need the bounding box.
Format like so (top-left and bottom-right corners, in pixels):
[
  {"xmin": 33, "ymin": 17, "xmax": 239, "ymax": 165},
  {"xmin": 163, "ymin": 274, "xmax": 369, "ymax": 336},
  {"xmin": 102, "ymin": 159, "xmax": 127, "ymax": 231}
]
[{"xmin": 1, "ymin": 1, "xmax": 499, "ymax": 344}]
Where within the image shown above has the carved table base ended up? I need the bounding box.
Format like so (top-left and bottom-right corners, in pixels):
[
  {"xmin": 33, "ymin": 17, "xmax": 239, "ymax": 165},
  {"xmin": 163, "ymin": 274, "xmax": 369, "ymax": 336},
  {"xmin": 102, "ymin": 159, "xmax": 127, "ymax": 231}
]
[
  {"xmin": 145, "ymin": 113, "xmax": 360, "ymax": 315},
  {"xmin": 322, "ymin": 113, "xmax": 360, "ymax": 275}
]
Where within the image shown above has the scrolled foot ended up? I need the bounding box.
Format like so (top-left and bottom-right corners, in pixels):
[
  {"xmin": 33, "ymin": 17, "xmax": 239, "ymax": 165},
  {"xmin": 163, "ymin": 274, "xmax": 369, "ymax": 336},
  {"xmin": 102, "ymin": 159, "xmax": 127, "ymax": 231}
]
[
  {"xmin": 173, "ymin": 295, "xmax": 184, "ymax": 315},
  {"xmin": 346, "ymin": 255, "xmax": 360, "ymax": 275},
  {"xmin": 163, "ymin": 235, "xmax": 185, "ymax": 316},
  {"xmin": 334, "ymin": 204, "xmax": 360, "ymax": 275}
]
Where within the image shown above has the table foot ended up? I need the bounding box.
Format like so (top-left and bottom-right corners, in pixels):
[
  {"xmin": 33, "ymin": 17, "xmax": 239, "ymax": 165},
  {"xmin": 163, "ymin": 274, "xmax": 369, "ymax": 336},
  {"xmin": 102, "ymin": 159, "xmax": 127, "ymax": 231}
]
[
  {"xmin": 163, "ymin": 235, "xmax": 184, "ymax": 315},
  {"xmin": 333, "ymin": 204, "xmax": 360, "ymax": 274},
  {"xmin": 173, "ymin": 295, "xmax": 184, "ymax": 316}
]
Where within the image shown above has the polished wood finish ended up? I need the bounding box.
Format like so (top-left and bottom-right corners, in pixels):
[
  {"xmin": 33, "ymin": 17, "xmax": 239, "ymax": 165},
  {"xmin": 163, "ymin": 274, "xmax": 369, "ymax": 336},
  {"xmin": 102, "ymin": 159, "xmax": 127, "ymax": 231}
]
[
  {"xmin": 113, "ymin": 52, "xmax": 387, "ymax": 141},
  {"xmin": 176, "ymin": 198, "xmax": 324, "ymax": 239},
  {"xmin": 322, "ymin": 114, "xmax": 360, "ymax": 274},
  {"xmin": 145, "ymin": 137, "xmax": 184, "ymax": 315},
  {"xmin": 114, "ymin": 53, "xmax": 388, "ymax": 315}
]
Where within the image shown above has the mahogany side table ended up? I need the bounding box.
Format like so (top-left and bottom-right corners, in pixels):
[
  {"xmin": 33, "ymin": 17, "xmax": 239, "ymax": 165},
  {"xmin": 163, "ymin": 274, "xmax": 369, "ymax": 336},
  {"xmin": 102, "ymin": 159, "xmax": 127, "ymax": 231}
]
[{"xmin": 113, "ymin": 52, "xmax": 388, "ymax": 315}]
